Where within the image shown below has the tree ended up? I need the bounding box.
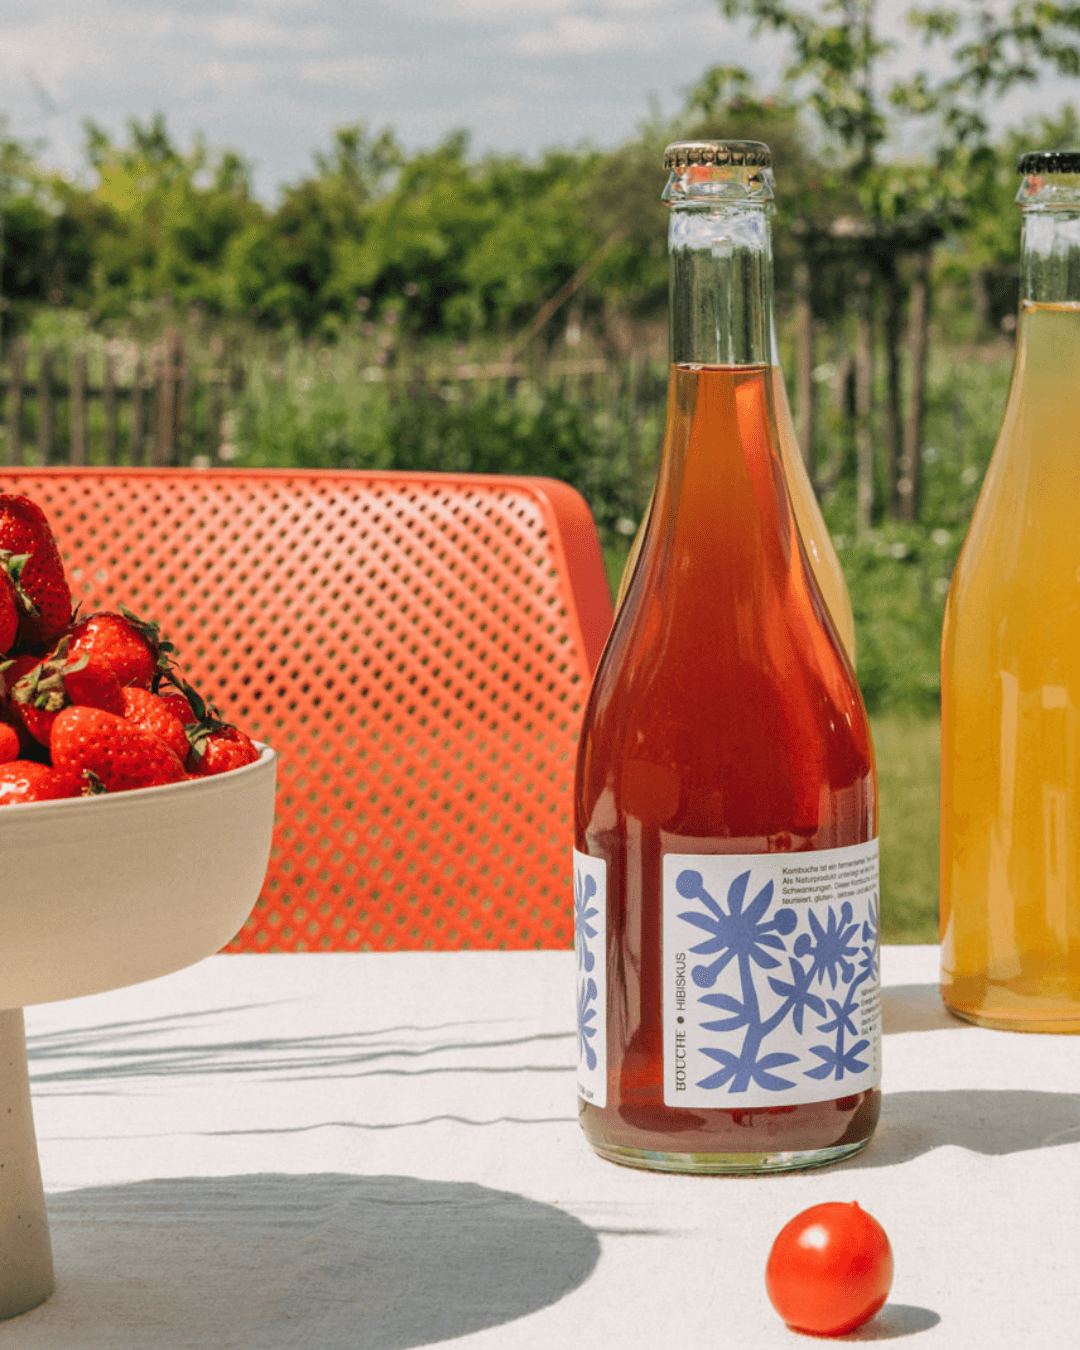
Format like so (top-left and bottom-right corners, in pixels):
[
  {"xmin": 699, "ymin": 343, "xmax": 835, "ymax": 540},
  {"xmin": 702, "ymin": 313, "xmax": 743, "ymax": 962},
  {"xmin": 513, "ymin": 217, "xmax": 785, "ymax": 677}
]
[
  {"xmin": 224, "ymin": 123, "xmax": 401, "ymax": 333},
  {"xmin": 75, "ymin": 113, "xmax": 265, "ymax": 321},
  {"xmin": 0, "ymin": 118, "xmax": 88, "ymax": 340},
  {"xmin": 715, "ymin": 0, "xmax": 1080, "ymax": 524}
]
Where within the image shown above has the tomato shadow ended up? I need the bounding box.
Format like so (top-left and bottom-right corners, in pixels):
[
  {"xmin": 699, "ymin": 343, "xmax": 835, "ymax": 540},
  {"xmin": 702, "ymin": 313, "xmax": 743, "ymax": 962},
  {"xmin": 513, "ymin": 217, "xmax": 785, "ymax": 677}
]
[
  {"xmin": 842, "ymin": 1087, "xmax": 1080, "ymax": 1168},
  {"xmin": 837, "ymin": 1303, "xmax": 942, "ymax": 1340}
]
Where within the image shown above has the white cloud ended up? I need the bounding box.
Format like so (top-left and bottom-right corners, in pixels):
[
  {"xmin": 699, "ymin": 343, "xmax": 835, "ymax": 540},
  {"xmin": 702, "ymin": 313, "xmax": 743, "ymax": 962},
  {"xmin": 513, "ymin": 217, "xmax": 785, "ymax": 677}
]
[
  {"xmin": 397, "ymin": 0, "xmax": 580, "ymax": 18},
  {"xmin": 185, "ymin": 58, "xmax": 293, "ymax": 96},
  {"xmin": 201, "ymin": 16, "xmax": 335, "ymax": 51},
  {"xmin": 511, "ymin": 16, "xmax": 623, "ymax": 56},
  {"xmin": 509, "ymin": 9, "xmax": 724, "ymax": 56},
  {"xmin": 297, "ymin": 56, "xmax": 414, "ymax": 91}
]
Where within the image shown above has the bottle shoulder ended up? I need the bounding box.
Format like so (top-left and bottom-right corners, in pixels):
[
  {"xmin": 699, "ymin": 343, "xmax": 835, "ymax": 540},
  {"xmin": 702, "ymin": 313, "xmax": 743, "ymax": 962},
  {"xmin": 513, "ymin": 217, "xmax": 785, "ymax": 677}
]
[{"xmin": 581, "ymin": 579, "xmax": 873, "ymax": 782}]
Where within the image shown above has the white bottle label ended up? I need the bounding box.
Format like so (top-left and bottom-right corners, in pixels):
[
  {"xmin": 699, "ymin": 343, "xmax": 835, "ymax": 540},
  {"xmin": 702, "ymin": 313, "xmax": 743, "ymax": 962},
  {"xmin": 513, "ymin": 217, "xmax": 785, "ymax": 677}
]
[
  {"xmin": 574, "ymin": 849, "xmax": 607, "ymax": 1107},
  {"xmin": 663, "ymin": 841, "xmax": 880, "ymax": 1109}
]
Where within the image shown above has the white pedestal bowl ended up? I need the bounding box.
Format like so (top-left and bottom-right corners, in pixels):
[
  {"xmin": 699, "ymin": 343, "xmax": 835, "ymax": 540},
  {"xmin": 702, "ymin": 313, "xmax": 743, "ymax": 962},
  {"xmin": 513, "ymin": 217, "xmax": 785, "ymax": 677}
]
[{"xmin": 0, "ymin": 745, "xmax": 277, "ymax": 1320}]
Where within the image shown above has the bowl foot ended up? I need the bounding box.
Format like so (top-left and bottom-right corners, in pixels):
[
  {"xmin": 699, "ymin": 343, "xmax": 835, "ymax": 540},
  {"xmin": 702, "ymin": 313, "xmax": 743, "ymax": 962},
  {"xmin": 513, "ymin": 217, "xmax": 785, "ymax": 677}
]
[{"xmin": 0, "ymin": 1008, "xmax": 55, "ymax": 1320}]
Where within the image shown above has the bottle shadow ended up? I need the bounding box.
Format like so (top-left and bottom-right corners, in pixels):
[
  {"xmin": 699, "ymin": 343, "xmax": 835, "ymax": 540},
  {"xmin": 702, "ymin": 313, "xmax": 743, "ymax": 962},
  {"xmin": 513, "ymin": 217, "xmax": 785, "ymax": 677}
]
[
  {"xmin": 9, "ymin": 1173, "xmax": 600, "ymax": 1349},
  {"xmin": 843, "ymin": 1086, "xmax": 1080, "ymax": 1169},
  {"xmin": 881, "ymin": 983, "xmax": 960, "ymax": 1036}
]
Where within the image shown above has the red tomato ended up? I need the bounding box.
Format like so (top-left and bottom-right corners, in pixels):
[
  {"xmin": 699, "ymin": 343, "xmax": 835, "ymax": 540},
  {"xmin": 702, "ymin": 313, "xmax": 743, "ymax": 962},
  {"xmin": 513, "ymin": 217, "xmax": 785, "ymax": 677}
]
[{"xmin": 765, "ymin": 1201, "xmax": 893, "ymax": 1337}]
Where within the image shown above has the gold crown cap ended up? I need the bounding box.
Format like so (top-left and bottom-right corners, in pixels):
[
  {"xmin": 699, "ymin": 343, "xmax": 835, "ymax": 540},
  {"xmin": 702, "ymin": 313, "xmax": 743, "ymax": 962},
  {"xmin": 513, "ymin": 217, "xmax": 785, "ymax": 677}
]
[{"xmin": 663, "ymin": 141, "xmax": 772, "ymax": 170}]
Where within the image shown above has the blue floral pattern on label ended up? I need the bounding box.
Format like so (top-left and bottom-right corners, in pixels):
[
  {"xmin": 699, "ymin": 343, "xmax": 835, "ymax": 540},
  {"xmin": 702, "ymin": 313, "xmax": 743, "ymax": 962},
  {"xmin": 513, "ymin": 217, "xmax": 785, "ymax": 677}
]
[
  {"xmin": 663, "ymin": 842, "xmax": 880, "ymax": 1108},
  {"xmin": 574, "ymin": 849, "xmax": 606, "ymax": 1106}
]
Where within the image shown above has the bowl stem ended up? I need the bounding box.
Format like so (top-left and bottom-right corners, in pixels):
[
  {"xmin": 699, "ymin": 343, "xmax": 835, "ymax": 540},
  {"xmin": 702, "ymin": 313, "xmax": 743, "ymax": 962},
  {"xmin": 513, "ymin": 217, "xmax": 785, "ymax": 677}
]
[{"xmin": 0, "ymin": 1007, "xmax": 55, "ymax": 1319}]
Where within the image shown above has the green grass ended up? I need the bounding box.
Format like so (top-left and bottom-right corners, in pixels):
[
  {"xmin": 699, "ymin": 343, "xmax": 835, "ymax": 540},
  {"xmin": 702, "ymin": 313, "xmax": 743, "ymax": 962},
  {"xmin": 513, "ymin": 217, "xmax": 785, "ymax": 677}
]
[{"xmin": 873, "ymin": 714, "xmax": 940, "ymax": 944}]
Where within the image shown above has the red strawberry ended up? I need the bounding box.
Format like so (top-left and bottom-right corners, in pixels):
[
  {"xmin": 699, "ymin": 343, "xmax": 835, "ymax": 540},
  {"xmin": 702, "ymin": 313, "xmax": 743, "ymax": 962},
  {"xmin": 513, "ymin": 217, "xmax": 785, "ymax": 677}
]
[
  {"xmin": 187, "ymin": 723, "xmax": 259, "ymax": 776},
  {"xmin": 0, "ymin": 652, "xmax": 35, "ymax": 693},
  {"xmin": 0, "ymin": 760, "xmax": 82, "ymax": 806},
  {"xmin": 0, "ymin": 654, "xmax": 38, "ymax": 721},
  {"xmin": 0, "ymin": 722, "xmax": 19, "ymax": 764},
  {"xmin": 158, "ymin": 689, "xmax": 196, "ymax": 725},
  {"xmin": 51, "ymin": 705, "xmax": 187, "ymax": 793},
  {"xmin": 120, "ymin": 687, "xmax": 190, "ymax": 763},
  {"xmin": 0, "ymin": 684, "xmax": 46, "ymax": 764},
  {"xmin": 65, "ymin": 608, "xmax": 175, "ymax": 690},
  {"xmin": 0, "ymin": 567, "xmax": 21, "ymax": 654},
  {"xmin": 0, "ymin": 495, "xmax": 72, "ymax": 650},
  {"xmin": 7, "ymin": 636, "xmax": 124, "ymax": 745},
  {"xmin": 170, "ymin": 677, "xmax": 259, "ymax": 776}
]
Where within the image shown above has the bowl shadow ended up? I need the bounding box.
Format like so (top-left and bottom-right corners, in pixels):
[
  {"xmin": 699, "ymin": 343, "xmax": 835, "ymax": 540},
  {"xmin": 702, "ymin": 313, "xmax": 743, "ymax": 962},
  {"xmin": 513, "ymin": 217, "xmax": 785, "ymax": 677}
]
[{"xmin": 7, "ymin": 1172, "xmax": 600, "ymax": 1349}]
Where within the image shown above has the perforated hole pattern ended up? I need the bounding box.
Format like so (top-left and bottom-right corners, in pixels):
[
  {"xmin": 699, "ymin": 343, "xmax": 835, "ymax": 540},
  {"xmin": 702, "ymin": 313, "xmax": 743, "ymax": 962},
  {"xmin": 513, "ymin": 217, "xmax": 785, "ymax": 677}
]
[{"xmin": 1, "ymin": 469, "xmax": 609, "ymax": 951}]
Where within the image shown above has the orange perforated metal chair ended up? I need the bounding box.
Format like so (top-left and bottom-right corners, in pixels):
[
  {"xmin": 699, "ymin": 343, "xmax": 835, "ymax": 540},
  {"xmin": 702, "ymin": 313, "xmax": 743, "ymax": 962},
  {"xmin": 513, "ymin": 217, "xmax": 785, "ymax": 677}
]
[{"xmin": 0, "ymin": 468, "xmax": 613, "ymax": 951}]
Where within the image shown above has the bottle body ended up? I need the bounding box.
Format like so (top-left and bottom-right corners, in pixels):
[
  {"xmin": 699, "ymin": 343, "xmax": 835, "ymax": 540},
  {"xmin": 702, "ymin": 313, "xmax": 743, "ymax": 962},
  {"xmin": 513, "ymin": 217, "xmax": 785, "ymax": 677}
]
[
  {"xmin": 771, "ymin": 363, "xmax": 857, "ymax": 663},
  {"xmin": 941, "ymin": 154, "xmax": 1080, "ymax": 1030},
  {"xmin": 941, "ymin": 300, "xmax": 1080, "ymax": 1029},
  {"xmin": 576, "ymin": 360, "xmax": 879, "ymax": 1172}
]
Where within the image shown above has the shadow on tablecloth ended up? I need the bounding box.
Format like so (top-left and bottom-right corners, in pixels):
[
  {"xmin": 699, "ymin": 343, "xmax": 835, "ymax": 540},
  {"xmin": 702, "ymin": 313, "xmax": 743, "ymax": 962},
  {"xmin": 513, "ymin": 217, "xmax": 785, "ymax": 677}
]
[
  {"xmin": 0, "ymin": 1173, "xmax": 600, "ymax": 1350},
  {"xmin": 882, "ymin": 984, "xmax": 960, "ymax": 1036},
  {"xmin": 841, "ymin": 1086, "xmax": 1080, "ymax": 1169},
  {"xmin": 838, "ymin": 1304, "xmax": 941, "ymax": 1340}
]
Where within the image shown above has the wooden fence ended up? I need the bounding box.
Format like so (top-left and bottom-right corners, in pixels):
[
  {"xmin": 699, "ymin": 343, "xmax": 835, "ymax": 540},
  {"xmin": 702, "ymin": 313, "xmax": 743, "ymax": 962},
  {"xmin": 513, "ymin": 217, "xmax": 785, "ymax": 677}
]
[
  {"xmin": 0, "ymin": 331, "xmax": 616, "ymax": 469},
  {"xmin": 0, "ymin": 332, "xmax": 238, "ymax": 468}
]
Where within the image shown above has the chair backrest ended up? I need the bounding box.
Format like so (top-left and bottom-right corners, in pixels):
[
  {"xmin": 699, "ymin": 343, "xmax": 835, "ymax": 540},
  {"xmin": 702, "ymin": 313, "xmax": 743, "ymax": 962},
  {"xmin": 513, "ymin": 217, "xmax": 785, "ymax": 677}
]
[{"xmin": 0, "ymin": 468, "xmax": 613, "ymax": 950}]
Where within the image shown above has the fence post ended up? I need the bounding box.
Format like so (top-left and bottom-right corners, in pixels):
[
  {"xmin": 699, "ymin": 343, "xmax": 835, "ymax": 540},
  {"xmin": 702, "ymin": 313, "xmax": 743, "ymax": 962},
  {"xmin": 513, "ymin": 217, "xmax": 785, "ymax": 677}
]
[
  {"xmin": 36, "ymin": 349, "xmax": 52, "ymax": 466},
  {"xmin": 854, "ymin": 270, "xmax": 874, "ymax": 535},
  {"xmin": 103, "ymin": 348, "xmax": 117, "ymax": 464},
  {"xmin": 794, "ymin": 256, "xmax": 815, "ymax": 472},
  {"xmin": 883, "ymin": 261, "xmax": 905, "ymax": 519},
  {"xmin": 70, "ymin": 349, "xmax": 86, "ymax": 466},
  {"xmin": 898, "ymin": 248, "xmax": 932, "ymax": 523},
  {"xmin": 5, "ymin": 341, "xmax": 22, "ymax": 465},
  {"xmin": 206, "ymin": 374, "xmax": 222, "ymax": 464},
  {"xmin": 131, "ymin": 352, "xmax": 145, "ymax": 465},
  {"xmin": 154, "ymin": 331, "xmax": 179, "ymax": 466},
  {"xmin": 176, "ymin": 333, "xmax": 191, "ymax": 465}
]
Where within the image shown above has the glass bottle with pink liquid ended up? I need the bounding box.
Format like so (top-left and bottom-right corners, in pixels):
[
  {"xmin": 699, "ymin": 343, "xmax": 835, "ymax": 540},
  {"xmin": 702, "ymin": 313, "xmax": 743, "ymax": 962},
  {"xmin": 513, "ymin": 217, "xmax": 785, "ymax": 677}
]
[{"xmin": 574, "ymin": 141, "xmax": 880, "ymax": 1174}]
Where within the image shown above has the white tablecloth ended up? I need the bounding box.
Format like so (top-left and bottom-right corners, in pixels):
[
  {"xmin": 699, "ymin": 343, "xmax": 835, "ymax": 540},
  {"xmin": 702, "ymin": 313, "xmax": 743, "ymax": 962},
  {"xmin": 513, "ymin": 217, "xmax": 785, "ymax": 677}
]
[{"xmin": 5, "ymin": 946, "xmax": 1078, "ymax": 1347}]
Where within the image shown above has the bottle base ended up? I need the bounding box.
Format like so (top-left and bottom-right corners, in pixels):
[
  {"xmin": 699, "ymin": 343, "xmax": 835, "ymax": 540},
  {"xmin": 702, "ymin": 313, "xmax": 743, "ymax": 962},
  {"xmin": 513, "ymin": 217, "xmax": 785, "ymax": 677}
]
[
  {"xmin": 586, "ymin": 1135, "xmax": 873, "ymax": 1176},
  {"xmin": 942, "ymin": 976, "xmax": 1080, "ymax": 1032},
  {"xmin": 943, "ymin": 999, "xmax": 1080, "ymax": 1034}
]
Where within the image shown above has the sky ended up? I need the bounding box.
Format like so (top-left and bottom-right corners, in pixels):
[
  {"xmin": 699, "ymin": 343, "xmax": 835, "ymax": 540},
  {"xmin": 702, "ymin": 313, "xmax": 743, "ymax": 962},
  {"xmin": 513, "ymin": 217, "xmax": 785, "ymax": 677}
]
[{"xmin": 2, "ymin": 0, "xmax": 1078, "ymax": 202}]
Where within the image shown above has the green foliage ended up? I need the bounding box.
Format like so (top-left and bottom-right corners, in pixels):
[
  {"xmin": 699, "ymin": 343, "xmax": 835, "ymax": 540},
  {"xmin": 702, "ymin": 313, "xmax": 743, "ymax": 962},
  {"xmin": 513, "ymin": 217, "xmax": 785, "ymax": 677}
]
[
  {"xmin": 232, "ymin": 347, "xmax": 395, "ymax": 470},
  {"xmin": 717, "ymin": 0, "xmax": 892, "ymax": 173},
  {"xmin": 234, "ymin": 347, "xmax": 648, "ymax": 536},
  {"xmin": 74, "ymin": 114, "xmax": 264, "ymax": 321},
  {"xmin": 872, "ymin": 713, "xmax": 940, "ymax": 943},
  {"xmin": 814, "ymin": 339, "xmax": 1013, "ymax": 714},
  {"xmin": 0, "ymin": 117, "xmax": 89, "ymax": 332},
  {"xmin": 715, "ymin": 0, "xmax": 1080, "ymax": 294}
]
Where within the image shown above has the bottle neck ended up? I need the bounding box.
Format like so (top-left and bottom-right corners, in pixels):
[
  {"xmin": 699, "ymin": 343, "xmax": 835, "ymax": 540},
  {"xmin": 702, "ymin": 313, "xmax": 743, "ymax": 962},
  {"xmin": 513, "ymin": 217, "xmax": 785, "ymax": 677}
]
[
  {"xmin": 668, "ymin": 202, "xmax": 773, "ymax": 366},
  {"xmin": 1020, "ymin": 208, "xmax": 1080, "ymax": 304}
]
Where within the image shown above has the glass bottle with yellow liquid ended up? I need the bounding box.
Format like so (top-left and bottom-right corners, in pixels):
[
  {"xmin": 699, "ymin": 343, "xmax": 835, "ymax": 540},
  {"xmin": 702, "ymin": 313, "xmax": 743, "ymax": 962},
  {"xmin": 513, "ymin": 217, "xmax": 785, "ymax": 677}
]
[{"xmin": 941, "ymin": 151, "xmax": 1080, "ymax": 1030}]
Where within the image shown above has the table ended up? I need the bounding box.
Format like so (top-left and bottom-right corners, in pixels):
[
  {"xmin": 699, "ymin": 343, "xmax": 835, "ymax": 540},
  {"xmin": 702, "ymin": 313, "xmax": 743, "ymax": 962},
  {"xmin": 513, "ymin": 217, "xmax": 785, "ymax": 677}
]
[{"xmin": 5, "ymin": 946, "xmax": 1078, "ymax": 1348}]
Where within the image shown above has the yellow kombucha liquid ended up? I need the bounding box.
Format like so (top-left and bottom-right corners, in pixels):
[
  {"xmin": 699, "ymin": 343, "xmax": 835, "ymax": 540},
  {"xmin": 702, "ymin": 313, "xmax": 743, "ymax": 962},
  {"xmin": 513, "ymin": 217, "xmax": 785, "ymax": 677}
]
[
  {"xmin": 617, "ymin": 366, "xmax": 856, "ymax": 665},
  {"xmin": 941, "ymin": 302, "xmax": 1080, "ymax": 1030}
]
